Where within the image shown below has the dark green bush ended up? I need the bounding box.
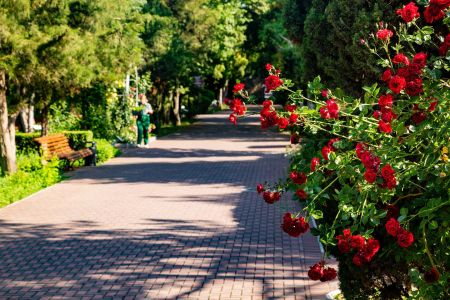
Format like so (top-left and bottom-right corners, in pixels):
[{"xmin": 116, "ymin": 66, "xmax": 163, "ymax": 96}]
[
  {"xmin": 94, "ymin": 139, "xmax": 121, "ymax": 164},
  {"xmin": 61, "ymin": 130, "xmax": 94, "ymax": 150},
  {"xmin": 15, "ymin": 132, "xmax": 40, "ymax": 152}
]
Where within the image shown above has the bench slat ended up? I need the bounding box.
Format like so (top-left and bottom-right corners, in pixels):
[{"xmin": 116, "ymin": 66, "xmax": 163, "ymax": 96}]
[{"xmin": 34, "ymin": 134, "xmax": 93, "ymax": 163}]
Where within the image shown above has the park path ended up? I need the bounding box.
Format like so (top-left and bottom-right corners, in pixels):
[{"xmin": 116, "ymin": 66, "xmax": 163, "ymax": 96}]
[{"xmin": 0, "ymin": 111, "xmax": 338, "ymax": 299}]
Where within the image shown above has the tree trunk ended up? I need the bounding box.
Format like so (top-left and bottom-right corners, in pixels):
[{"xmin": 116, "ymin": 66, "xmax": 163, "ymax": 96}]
[
  {"xmin": 0, "ymin": 71, "xmax": 17, "ymax": 175},
  {"xmin": 173, "ymin": 87, "xmax": 181, "ymax": 126},
  {"xmin": 41, "ymin": 104, "xmax": 49, "ymax": 136},
  {"xmin": 18, "ymin": 97, "xmax": 35, "ymax": 133},
  {"xmin": 166, "ymin": 90, "xmax": 174, "ymax": 125}
]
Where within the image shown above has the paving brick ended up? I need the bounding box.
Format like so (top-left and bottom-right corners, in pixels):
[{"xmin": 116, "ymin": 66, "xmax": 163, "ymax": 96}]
[{"xmin": 0, "ymin": 110, "xmax": 338, "ymax": 299}]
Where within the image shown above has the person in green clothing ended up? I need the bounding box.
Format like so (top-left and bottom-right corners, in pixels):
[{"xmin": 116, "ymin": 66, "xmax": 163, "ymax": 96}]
[{"xmin": 135, "ymin": 94, "xmax": 153, "ymax": 148}]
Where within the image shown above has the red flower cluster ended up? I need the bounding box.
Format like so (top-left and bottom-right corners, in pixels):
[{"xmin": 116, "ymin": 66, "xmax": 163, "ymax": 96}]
[
  {"xmin": 307, "ymin": 262, "xmax": 337, "ymax": 282},
  {"xmin": 285, "ymin": 104, "xmax": 297, "ymax": 112},
  {"xmin": 424, "ymin": 0, "xmax": 450, "ymax": 23},
  {"xmin": 229, "ymin": 114, "xmax": 237, "ymax": 125},
  {"xmin": 278, "ymin": 117, "xmax": 289, "ymax": 129},
  {"xmin": 374, "ymin": 94, "xmax": 397, "ymax": 133},
  {"xmin": 260, "ymin": 100, "xmax": 279, "ymax": 129},
  {"xmin": 296, "ymin": 189, "xmax": 308, "ymax": 200},
  {"xmin": 290, "ymin": 171, "xmax": 307, "ymax": 185},
  {"xmin": 264, "ymin": 75, "xmax": 283, "ymax": 92},
  {"xmin": 356, "ymin": 143, "xmax": 380, "ymax": 183},
  {"xmin": 336, "ymin": 229, "xmax": 380, "ymax": 267},
  {"xmin": 282, "ymin": 213, "xmax": 309, "ymax": 237},
  {"xmin": 385, "ymin": 218, "xmax": 414, "ymax": 248},
  {"xmin": 232, "ymin": 83, "xmax": 245, "ymax": 93},
  {"xmin": 265, "ymin": 63, "xmax": 273, "ymax": 71},
  {"xmin": 227, "ymin": 98, "xmax": 247, "ymax": 125},
  {"xmin": 439, "ymin": 34, "xmax": 450, "ymax": 56},
  {"xmin": 411, "ymin": 104, "xmax": 427, "ymax": 125},
  {"xmin": 256, "ymin": 183, "xmax": 265, "ymax": 194},
  {"xmin": 376, "ymin": 29, "xmax": 394, "ymax": 40},
  {"xmin": 393, "ymin": 53, "xmax": 410, "ymax": 66},
  {"xmin": 381, "ymin": 164, "xmax": 397, "ymax": 189},
  {"xmin": 262, "ymin": 191, "xmax": 281, "ymax": 204},
  {"xmin": 396, "ymin": 2, "xmax": 420, "ymax": 23},
  {"xmin": 310, "ymin": 157, "xmax": 320, "ymax": 171},
  {"xmin": 319, "ymin": 99, "xmax": 339, "ymax": 119}
]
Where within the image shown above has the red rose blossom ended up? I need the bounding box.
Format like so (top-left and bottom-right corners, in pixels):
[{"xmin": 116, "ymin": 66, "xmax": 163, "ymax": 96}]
[
  {"xmin": 311, "ymin": 157, "xmax": 320, "ymax": 172},
  {"xmin": 290, "ymin": 133, "xmax": 300, "ymax": 144},
  {"xmin": 264, "ymin": 75, "xmax": 283, "ymax": 92},
  {"xmin": 393, "ymin": 53, "xmax": 410, "ymax": 66},
  {"xmin": 412, "ymin": 52, "xmax": 427, "ymax": 68},
  {"xmin": 424, "ymin": 1, "xmax": 446, "ymax": 23},
  {"xmin": 350, "ymin": 235, "xmax": 365, "ymax": 250},
  {"xmin": 263, "ymin": 191, "xmax": 281, "ymax": 204},
  {"xmin": 385, "ymin": 218, "xmax": 400, "ymax": 237},
  {"xmin": 290, "ymin": 171, "xmax": 307, "ymax": 185},
  {"xmin": 386, "ymin": 204, "xmax": 400, "ymax": 220},
  {"xmin": 397, "ymin": 228, "xmax": 414, "ymax": 248},
  {"xmin": 378, "ymin": 120, "xmax": 393, "ymax": 133},
  {"xmin": 229, "ymin": 114, "xmax": 237, "ymax": 125},
  {"xmin": 428, "ymin": 101, "xmax": 438, "ymax": 112},
  {"xmin": 406, "ymin": 78, "xmax": 424, "ymax": 96},
  {"xmin": 378, "ymin": 94, "xmax": 394, "ymax": 109},
  {"xmin": 322, "ymin": 145, "xmax": 332, "ymax": 161},
  {"xmin": 381, "ymin": 69, "xmax": 393, "ymax": 82},
  {"xmin": 412, "ymin": 111, "xmax": 427, "ymax": 125},
  {"xmin": 285, "ymin": 104, "xmax": 296, "ymax": 112},
  {"xmin": 364, "ymin": 169, "xmax": 378, "ymax": 183},
  {"xmin": 381, "ymin": 164, "xmax": 395, "ymax": 179},
  {"xmin": 308, "ymin": 263, "xmax": 323, "ymax": 281},
  {"xmin": 389, "ymin": 76, "xmax": 407, "ymax": 94},
  {"xmin": 296, "ymin": 189, "xmax": 308, "ymax": 200},
  {"xmin": 396, "ymin": 2, "xmax": 420, "ymax": 23},
  {"xmin": 424, "ymin": 268, "xmax": 440, "ymax": 283},
  {"xmin": 376, "ymin": 29, "xmax": 394, "ymax": 40},
  {"xmin": 321, "ymin": 90, "xmax": 328, "ymax": 97},
  {"xmin": 321, "ymin": 267, "xmax": 337, "ymax": 282},
  {"xmin": 263, "ymin": 100, "xmax": 273, "ymax": 108},
  {"xmin": 282, "ymin": 213, "xmax": 309, "ymax": 237},
  {"xmin": 256, "ymin": 184, "xmax": 265, "ymax": 194},
  {"xmin": 278, "ymin": 117, "xmax": 289, "ymax": 129},
  {"xmin": 352, "ymin": 254, "xmax": 364, "ymax": 267},
  {"xmin": 265, "ymin": 63, "xmax": 273, "ymax": 71},
  {"xmin": 289, "ymin": 113, "xmax": 299, "ymax": 124},
  {"xmin": 232, "ymin": 83, "xmax": 245, "ymax": 93}
]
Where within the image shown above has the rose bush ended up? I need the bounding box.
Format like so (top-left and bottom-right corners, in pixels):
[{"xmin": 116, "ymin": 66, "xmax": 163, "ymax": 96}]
[{"xmin": 229, "ymin": 1, "xmax": 449, "ymax": 298}]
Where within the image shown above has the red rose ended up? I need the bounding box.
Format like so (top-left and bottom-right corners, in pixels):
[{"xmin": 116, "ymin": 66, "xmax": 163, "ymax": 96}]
[
  {"xmin": 278, "ymin": 117, "xmax": 289, "ymax": 129},
  {"xmin": 311, "ymin": 157, "xmax": 320, "ymax": 171},
  {"xmin": 366, "ymin": 238, "xmax": 380, "ymax": 256},
  {"xmin": 265, "ymin": 63, "xmax": 273, "ymax": 71},
  {"xmin": 338, "ymin": 239, "xmax": 351, "ymax": 253},
  {"xmin": 322, "ymin": 145, "xmax": 332, "ymax": 161},
  {"xmin": 412, "ymin": 111, "xmax": 427, "ymax": 125},
  {"xmin": 381, "ymin": 110, "xmax": 396, "ymax": 122},
  {"xmin": 321, "ymin": 90, "xmax": 328, "ymax": 97},
  {"xmin": 428, "ymin": 101, "xmax": 438, "ymax": 112},
  {"xmin": 326, "ymin": 99, "xmax": 339, "ymax": 118},
  {"xmin": 378, "ymin": 94, "xmax": 394, "ymax": 109},
  {"xmin": 378, "ymin": 120, "xmax": 393, "ymax": 133},
  {"xmin": 412, "ymin": 52, "xmax": 427, "ymax": 68},
  {"xmin": 439, "ymin": 44, "xmax": 449, "ymax": 56},
  {"xmin": 321, "ymin": 267, "xmax": 337, "ymax": 282},
  {"xmin": 381, "ymin": 164, "xmax": 395, "ymax": 179},
  {"xmin": 264, "ymin": 75, "xmax": 283, "ymax": 92},
  {"xmin": 376, "ymin": 29, "xmax": 394, "ymax": 40},
  {"xmin": 356, "ymin": 143, "xmax": 368, "ymax": 159},
  {"xmin": 232, "ymin": 83, "xmax": 245, "ymax": 93},
  {"xmin": 352, "ymin": 254, "xmax": 364, "ymax": 267},
  {"xmin": 389, "ymin": 76, "xmax": 407, "ymax": 94},
  {"xmin": 385, "ymin": 218, "xmax": 400, "ymax": 236},
  {"xmin": 296, "ymin": 189, "xmax": 308, "ymax": 200},
  {"xmin": 285, "ymin": 104, "xmax": 297, "ymax": 112},
  {"xmin": 424, "ymin": 268, "xmax": 440, "ymax": 283},
  {"xmin": 327, "ymin": 138, "xmax": 340, "ymax": 151},
  {"xmin": 433, "ymin": 0, "xmax": 450, "ymax": 9},
  {"xmin": 263, "ymin": 191, "xmax": 281, "ymax": 204},
  {"xmin": 381, "ymin": 69, "xmax": 392, "ymax": 82},
  {"xmin": 289, "ymin": 113, "xmax": 299, "ymax": 124},
  {"xmin": 406, "ymin": 78, "xmax": 424, "ymax": 96},
  {"xmin": 424, "ymin": 2, "xmax": 445, "ymax": 23},
  {"xmin": 308, "ymin": 263, "xmax": 323, "ymax": 281},
  {"xmin": 290, "ymin": 171, "xmax": 307, "ymax": 185},
  {"xmin": 393, "ymin": 53, "xmax": 410, "ymax": 66},
  {"xmin": 262, "ymin": 100, "xmax": 273, "ymax": 108},
  {"xmin": 364, "ymin": 169, "xmax": 378, "ymax": 183},
  {"xmin": 397, "ymin": 228, "xmax": 414, "ymax": 248},
  {"xmin": 256, "ymin": 183, "xmax": 265, "ymax": 194},
  {"xmin": 290, "ymin": 133, "xmax": 300, "ymax": 144},
  {"xmin": 373, "ymin": 110, "xmax": 381, "ymax": 119},
  {"xmin": 396, "ymin": 2, "xmax": 420, "ymax": 23},
  {"xmin": 229, "ymin": 114, "xmax": 237, "ymax": 125},
  {"xmin": 385, "ymin": 176, "xmax": 397, "ymax": 190},
  {"xmin": 386, "ymin": 204, "xmax": 400, "ymax": 220},
  {"xmin": 350, "ymin": 235, "xmax": 365, "ymax": 250},
  {"xmin": 282, "ymin": 213, "xmax": 309, "ymax": 237}
]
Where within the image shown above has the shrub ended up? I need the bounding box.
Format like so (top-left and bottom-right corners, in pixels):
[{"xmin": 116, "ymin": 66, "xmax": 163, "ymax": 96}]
[
  {"xmin": 229, "ymin": 2, "xmax": 450, "ymax": 298},
  {"xmin": 15, "ymin": 132, "xmax": 40, "ymax": 152},
  {"xmin": 62, "ymin": 130, "xmax": 94, "ymax": 150},
  {"xmin": 94, "ymin": 139, "xmax": 121, "ymax": 164},
  {"xmin": 0, "ymin": 153, "xmax": 61, "ymax": 208}
]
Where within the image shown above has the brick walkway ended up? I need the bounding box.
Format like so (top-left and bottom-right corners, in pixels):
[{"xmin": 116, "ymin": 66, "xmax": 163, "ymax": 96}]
[{"xmin": 0, "ymin": 111, "xmax": 338, "ymax": 299}]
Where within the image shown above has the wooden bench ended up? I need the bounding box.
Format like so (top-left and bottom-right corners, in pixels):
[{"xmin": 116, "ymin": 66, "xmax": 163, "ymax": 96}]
[{"xmin": 34, "ymin": 133, "xmax": 96, "ymax": 168}]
